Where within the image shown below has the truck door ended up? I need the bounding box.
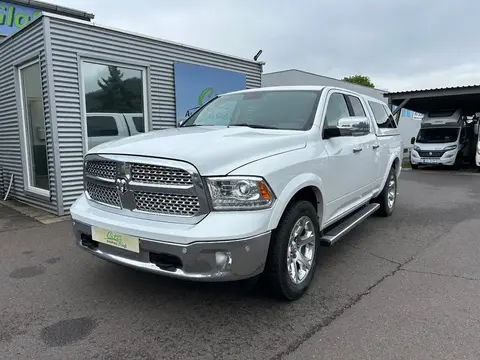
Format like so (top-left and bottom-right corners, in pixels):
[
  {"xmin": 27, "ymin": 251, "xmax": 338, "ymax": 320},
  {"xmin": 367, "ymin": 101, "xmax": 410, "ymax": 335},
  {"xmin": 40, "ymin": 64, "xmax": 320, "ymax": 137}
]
[
  {"xmin": 367, "ymin": 101, "xmax": 397, "ymax": 186},
  {"xmin": 344, "ymin": 94, "xmax": 379, "ymax": 195},
  {"xmin": 321, "ymin": 91, "xmax": 366, "ymax": 221}
]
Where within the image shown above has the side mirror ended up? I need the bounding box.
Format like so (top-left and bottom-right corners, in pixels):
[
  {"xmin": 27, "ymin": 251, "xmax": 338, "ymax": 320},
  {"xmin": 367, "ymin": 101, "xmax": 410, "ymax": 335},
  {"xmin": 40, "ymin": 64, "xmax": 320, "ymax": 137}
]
[
  {"xmin": 410, "ymin": 137, "xmax": 416, "ymax": 145},
  {"xmin": 324, "ymin": 116, "xmax": 370, "ymax": 139}
]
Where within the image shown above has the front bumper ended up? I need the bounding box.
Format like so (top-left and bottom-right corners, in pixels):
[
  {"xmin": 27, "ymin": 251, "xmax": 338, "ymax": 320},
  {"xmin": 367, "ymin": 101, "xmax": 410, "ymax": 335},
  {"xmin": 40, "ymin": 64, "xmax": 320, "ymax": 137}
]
[
  {"xmin": 73, "ymin": 220, "xmax": 271, "ymax": 281},
  {"xmin": 70, "ymin": 194, "xmax": 274, "ymax": 281},
  {"xmin": 410, "ymin": 149, "xmax": 457, "ymax": 166}
]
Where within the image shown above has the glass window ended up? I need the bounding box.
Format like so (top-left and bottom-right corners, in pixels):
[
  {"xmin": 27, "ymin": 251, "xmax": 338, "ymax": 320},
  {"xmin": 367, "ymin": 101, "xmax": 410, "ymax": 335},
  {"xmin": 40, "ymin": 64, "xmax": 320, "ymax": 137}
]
[
  {"xmin": 347, "ymin": 95, "xmax": 366, "ymax": 116},
  {"xmin": 86, "ymin": 116, "xmax": 119, "ymax": 137},
  {"xmin": 182, "ymin": 90, "xmax": 321, "ymax": 130},
  {"xmin": 369, "ymin": 101, "xmax": 397, "ymax": 128},
  {"xmin": 82, "ymin": 61, "xmax": 146, "ymax": 148},
  {"xmin": 19, "ymin": 61, "xmax": 49, "ymax": 193},
  {"xmin": 416, "ymin": 127, "xmax": 460, "ymax": 143},
  {"xmin": 132, "ymin": 116, "xmax": 144, "ymax": 133},
  {"xmin": 324, "ymin": 93, "xmax": 350, "ymax": 127}
]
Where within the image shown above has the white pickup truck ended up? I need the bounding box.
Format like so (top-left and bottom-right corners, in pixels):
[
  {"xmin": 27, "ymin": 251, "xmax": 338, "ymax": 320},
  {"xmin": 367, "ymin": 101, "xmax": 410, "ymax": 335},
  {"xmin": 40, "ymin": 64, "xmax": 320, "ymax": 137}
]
[{"xmin": 71, "ymin": 86, "xmax": 403, "ymax": 301}]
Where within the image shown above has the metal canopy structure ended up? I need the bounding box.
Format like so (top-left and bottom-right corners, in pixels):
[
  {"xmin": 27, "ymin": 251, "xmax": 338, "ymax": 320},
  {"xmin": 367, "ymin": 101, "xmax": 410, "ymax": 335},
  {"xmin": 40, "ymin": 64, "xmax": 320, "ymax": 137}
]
[{"xmin": 384, "ymin": 85, "xmax": 480, "ymax": 115}]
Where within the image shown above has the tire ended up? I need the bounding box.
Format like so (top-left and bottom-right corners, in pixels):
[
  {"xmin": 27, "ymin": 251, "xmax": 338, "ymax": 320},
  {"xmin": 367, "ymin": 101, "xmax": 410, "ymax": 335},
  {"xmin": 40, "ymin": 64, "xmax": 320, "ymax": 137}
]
[
  {"xmin": 411, "ymin": 164, "xmax": 418, "ymax": 170},
  {"xmin": 373, "ymin": 166, "xmax": 397, "ymax": 217},
  {"xmin": 452, "ymin": 154, "xmax": 462, "ymax": 170},
  {"xmin": 262, "ymin": 200, "xmax": 320, "ymax": 301}
]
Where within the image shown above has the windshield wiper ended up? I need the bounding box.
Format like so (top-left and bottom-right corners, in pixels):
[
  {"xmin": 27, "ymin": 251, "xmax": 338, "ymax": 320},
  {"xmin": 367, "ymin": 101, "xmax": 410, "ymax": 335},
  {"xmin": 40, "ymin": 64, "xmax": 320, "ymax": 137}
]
[{"xmin": 229, "ymin": 123, "xmax": 279, "ymax": 129}]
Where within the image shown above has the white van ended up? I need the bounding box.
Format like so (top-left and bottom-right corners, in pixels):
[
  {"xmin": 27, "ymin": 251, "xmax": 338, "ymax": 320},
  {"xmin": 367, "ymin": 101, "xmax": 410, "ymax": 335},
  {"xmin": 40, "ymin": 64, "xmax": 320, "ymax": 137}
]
[{"xmin": 410, "ymin": 109, "xmax": 468, "ymax": 169}]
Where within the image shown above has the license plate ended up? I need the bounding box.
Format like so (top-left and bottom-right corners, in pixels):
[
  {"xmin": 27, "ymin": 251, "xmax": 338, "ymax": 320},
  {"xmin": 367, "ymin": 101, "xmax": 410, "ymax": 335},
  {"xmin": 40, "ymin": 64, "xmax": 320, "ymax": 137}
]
[
  {"xmin": 91, "ymin": 227, "xmax": 140, "ymax": 253},
  {"xmin": 423, "ymin": 158, "xmax": 438, "ymax": 164}
]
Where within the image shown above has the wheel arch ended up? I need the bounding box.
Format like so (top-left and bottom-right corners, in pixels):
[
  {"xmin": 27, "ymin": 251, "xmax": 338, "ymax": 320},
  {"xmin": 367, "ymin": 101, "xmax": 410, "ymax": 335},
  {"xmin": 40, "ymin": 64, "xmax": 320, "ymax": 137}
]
[
  {"xmin": 375, "ymin": 154, "xmax": 402, "ymax": 198},
  {"xmin": 268, "ymin": 174, "xmax": 324, "ymax": 230}
]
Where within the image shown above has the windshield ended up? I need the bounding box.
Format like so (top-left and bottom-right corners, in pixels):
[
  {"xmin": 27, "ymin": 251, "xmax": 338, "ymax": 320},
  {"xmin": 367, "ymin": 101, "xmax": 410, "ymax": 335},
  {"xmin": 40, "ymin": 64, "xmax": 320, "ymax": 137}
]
[
  {"xmin": 181, "ymin": 90, "xmax": 322, "ymax": 130},
  {"xmin": 416, "ymin": 127, "xmax": 460, "ymax": 143}
]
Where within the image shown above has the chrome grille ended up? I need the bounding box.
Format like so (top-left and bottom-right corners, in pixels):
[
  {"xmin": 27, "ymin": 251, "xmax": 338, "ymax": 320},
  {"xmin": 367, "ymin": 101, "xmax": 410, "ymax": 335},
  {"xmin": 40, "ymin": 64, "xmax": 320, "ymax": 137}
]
[
  {"xmin": 418, "ymin": 150, "xmax": 445, "ymax": 158},
  {"xmin": 135, "ymin": 191, "xmax": 200, "ymax": 216},
  {"xmin": 83, "ymin": 156, "xmax": 207, "ymax": 220},
  {"xmin": 131, "ymin": 163, "xmax": 192, "ymax": 185},
  {"xmin": 85, "ymin": 160, "xmax": 116, "ymax": 179},
  {"xmin": 86, "ymin": 182, "xmax": 121, "ymax": 207}
]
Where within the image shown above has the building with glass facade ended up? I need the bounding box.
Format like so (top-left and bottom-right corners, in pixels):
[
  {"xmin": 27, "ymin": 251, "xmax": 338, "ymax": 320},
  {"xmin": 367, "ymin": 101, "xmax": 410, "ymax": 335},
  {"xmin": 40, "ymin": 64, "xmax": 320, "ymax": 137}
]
[{"xmin": 0, "ymin": 6, "xmax": 263, "ymax": 215}]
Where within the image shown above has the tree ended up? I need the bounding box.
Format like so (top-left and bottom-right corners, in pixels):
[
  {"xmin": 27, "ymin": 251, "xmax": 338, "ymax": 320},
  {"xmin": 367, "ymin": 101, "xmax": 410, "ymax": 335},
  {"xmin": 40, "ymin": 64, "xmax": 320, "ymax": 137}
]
[
  {"xmin": 85, "ymin": 66, "xmax": 143, "ymax": 113},
  {"xmin": 343, "ymin": 74, "xmax": 375, "ymax": 88}
]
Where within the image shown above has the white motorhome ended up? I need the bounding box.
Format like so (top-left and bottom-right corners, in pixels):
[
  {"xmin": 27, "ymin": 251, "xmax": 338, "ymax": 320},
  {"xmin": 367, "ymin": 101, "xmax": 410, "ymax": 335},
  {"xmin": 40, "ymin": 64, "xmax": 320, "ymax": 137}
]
[{"xmin": 410, "ymin": 109, "xmax": 468, "ymax": 169}]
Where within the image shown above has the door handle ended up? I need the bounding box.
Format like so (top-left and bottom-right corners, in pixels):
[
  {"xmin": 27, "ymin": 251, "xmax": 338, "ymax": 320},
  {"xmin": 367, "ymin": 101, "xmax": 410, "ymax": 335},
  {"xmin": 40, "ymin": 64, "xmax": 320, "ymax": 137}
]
[
  {"xmin": 372, "ymin": 144, "xmax": 380, "ymax": 149},
  {"xmin": 353, "ymin": 147, "xmax": 363, "ymax": 153}
]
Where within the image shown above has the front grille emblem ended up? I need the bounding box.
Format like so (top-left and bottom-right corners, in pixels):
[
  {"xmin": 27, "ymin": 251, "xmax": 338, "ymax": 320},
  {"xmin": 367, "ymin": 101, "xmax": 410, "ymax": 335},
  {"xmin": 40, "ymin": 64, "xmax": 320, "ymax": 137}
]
[
  {"xmin": 115, "ymin": 162, "xmax": 134, "ymax": 209},
  {"xmin": 115, "ymin": 177, "xmax": 128, "ymax": 194},
  {"xmin": 429, "ymin": 152, "xmax": 432, "ymax": 155}
]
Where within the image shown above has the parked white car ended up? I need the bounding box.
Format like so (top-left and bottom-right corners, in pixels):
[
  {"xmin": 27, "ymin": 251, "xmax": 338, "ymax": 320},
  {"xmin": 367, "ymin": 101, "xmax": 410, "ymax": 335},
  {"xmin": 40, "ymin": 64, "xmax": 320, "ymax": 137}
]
[{"xmin": 71, "ymin": 86, "xmax": 403, "ymax": 300}]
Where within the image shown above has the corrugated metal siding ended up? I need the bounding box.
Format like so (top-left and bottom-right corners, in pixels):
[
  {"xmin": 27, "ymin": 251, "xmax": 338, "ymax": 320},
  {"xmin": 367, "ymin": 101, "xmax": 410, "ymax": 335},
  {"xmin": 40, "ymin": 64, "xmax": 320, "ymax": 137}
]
[
  {"xmin": 0, "ymin": 19, "xmax": 58, "ymax": 213},
  {"xmin": 262, "ymin": 70, "xmax": 387, "ymax": 102},
  {"xmin": 48, "ymin": 17, "xmax": 263, "ymax": 211}
]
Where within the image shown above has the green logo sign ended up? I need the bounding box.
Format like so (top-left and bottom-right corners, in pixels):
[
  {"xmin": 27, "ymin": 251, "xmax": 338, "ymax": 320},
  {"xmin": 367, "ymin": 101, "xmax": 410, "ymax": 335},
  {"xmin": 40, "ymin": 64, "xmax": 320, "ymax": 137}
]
[
  {"xmin": 198, "ymin": 87, "xmax": 216, "ymax": 106},
  {"xmin": 105, "ymin": 231, "xmax": 127, "ymax": 249},
  {"xmin": 0, "ymin": 2, "xmax": 41, "ymax": 37}
]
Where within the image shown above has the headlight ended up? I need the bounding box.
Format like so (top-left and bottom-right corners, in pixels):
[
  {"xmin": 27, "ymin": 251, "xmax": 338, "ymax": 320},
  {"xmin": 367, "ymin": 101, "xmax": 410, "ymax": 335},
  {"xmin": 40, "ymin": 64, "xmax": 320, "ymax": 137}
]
[
  {"xmin": 413, "ymin": 145, "xmax": 421, "ymax": 151},
  {"xmin": 443, "ymin": 145, "xmax": 457, "ymax": 151},
  {"xmin": 206, "ymin": 176, "xmax": 275, "ymax": 210}
]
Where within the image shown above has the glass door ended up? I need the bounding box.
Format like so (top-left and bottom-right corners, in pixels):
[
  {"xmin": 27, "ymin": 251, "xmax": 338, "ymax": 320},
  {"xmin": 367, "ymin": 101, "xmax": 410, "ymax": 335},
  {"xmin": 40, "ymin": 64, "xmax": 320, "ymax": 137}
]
[{"xmin": 18, "ymin": 60, "xmax": 50, "ymax": 197}]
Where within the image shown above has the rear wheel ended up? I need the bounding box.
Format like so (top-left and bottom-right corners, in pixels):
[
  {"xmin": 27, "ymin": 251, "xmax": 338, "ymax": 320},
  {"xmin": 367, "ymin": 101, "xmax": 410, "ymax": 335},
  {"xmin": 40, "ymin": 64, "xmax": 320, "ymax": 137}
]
[
  {"xmin": 262, "ymin": 200, "xmax": 320, "ymax": 301},
  {"xmin": 373, "ymin": 166, "xmax": 397, "ymax": 217}
]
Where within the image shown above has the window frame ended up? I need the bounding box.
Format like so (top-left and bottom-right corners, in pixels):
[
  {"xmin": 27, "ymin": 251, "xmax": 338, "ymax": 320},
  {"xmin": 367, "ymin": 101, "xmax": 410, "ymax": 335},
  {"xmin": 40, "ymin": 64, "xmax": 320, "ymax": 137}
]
[
  {"xmin": 321, "ymin": 90, "xmax": 372, "ymax": 138},
  {"xmin": 346, "ymin": 95, "xmax": 367, "ymax": 117},
  {"xmin": 78, "ymin": 56, "xmax": 150, "ymax": 154},
  {"xmin": 322, "ymin": 92, "xmax": 351, "ymax": 130},
  {"xmin": 369, "ymin": 100, "xmax": 398, "ymax": 129},
  {"xmin": 16, "ymin": 57, "xmax": 51, "ymax": 199}
]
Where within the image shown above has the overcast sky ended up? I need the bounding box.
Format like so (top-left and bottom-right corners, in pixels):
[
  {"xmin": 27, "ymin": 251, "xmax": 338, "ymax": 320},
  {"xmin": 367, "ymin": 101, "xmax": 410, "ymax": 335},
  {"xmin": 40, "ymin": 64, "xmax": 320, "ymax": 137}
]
[{"xmin": 51, "ymin": 0, "xmax": 479, "ymax": 92}]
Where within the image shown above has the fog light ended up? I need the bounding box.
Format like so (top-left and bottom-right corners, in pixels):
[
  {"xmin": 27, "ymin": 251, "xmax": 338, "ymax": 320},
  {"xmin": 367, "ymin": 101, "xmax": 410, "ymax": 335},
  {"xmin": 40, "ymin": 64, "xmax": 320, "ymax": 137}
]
[{"xmin": 215, "ymin": 251, "xmax": 232, "ymax": 271}]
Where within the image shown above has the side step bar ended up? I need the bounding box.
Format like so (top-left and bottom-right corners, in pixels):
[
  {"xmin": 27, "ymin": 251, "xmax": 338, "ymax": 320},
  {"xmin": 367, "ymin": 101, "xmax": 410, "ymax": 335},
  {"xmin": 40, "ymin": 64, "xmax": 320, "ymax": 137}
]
[{"xmin": 320, "ymin": 203, "xmax": 380, "ymax": 246}]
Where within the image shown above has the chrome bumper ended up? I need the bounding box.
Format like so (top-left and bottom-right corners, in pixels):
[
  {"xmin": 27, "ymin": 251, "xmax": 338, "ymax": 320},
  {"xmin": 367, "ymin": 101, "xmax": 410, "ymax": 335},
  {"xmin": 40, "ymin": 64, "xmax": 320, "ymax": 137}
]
[{"xmin": 72, "ymin": 220, "xmax": 271, "ymax": 282}]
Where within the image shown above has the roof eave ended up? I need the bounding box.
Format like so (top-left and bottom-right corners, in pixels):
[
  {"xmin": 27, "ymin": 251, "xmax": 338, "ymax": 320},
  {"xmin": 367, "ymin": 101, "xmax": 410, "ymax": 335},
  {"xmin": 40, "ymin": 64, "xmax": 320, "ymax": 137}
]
[{"xmin": 7, "ymin": 0, "xmax": 94, "ymax": 21}]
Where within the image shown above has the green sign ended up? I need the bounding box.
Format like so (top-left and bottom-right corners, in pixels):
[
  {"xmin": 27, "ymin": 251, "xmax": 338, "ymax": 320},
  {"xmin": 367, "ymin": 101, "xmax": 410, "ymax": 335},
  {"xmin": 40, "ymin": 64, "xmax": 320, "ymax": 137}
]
[{"xmin": 0, "ymin": 2, "xmax": 41, "ymax": 37}]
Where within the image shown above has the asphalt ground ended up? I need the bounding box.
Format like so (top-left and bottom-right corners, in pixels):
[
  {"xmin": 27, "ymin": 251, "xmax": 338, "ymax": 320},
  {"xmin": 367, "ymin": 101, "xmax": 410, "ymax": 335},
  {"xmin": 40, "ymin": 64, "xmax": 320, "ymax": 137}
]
[{"xmin": 1, "ymin": 169, "xmax": 479, "ymax": 360}]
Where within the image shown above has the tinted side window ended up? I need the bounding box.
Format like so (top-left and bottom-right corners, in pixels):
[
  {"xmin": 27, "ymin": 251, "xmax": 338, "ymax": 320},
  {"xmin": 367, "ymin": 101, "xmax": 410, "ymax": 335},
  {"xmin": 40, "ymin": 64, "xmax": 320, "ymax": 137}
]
[
  {"xmin": 132, "ymin": 116, "xmax": 145, "ymax": 132},
  {"xmin": 325, "ymin": 93, "xmax": 350, "ymax": 127},
  {"xmin": 369, "ymin": 101, "xmax": 397, "ymax": 128},
  {"xmin": 87, "ymin": 116, "xmax": 119, "ymax": 137},
  {"xmin": 347, "ymin": 95, "xmax": 366, "ymax": 116}
]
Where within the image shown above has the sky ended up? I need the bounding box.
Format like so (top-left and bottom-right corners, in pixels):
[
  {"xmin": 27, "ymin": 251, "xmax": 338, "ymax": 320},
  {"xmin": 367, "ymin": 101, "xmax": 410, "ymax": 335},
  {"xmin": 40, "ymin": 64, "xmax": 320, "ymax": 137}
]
[{"xmin": 46, "ymin": 0, "xmax": 480, "ymax": 92}]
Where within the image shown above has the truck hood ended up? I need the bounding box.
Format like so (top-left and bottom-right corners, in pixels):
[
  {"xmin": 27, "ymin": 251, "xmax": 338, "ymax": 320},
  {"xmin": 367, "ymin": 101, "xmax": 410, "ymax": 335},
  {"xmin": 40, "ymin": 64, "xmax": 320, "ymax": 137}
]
[{"xmin": 88, "ymin": 126, "xmax": 307, "ymax": 175}]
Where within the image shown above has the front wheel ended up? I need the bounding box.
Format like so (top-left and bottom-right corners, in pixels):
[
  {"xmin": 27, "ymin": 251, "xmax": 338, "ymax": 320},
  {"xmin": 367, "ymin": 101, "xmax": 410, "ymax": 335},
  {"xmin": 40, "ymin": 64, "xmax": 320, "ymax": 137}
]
[{"xmin": 262, "ymin": 200, "xmax": 320, "ymax": 301}]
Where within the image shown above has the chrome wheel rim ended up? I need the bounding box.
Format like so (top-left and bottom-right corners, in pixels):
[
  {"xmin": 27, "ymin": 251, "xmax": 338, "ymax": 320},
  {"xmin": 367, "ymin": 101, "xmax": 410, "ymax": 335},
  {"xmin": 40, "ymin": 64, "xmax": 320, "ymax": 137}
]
[
  {"xmin": 287, "ymin": 216, "xmax": 316, "ymax": 285},
  {"xmin": 387, "ymin": 174, "xmax": 396, "ymax": 209}
]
